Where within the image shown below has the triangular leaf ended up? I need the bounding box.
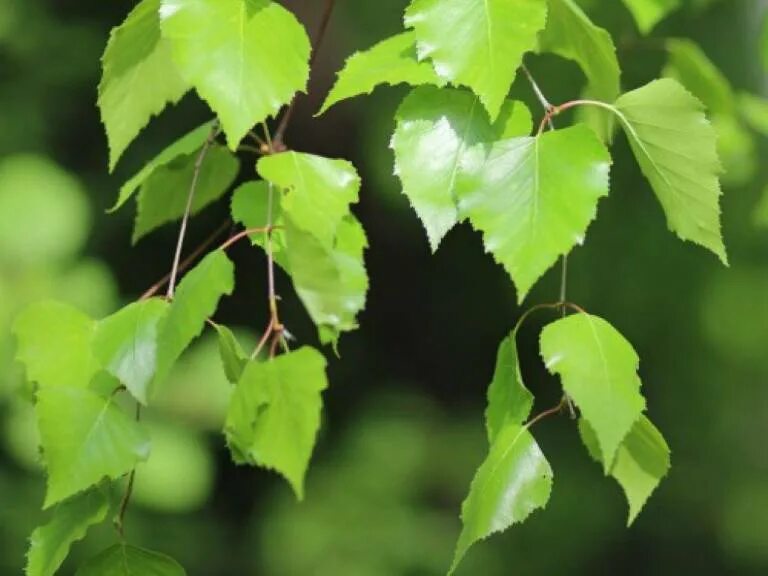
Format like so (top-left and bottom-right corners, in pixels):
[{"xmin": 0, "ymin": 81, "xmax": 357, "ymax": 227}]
[
  {"xmin": 458, "ymin": 124, "xmax": 611, "ymax": 301},
  {"xmin": 391, "ymin": 86, "xmax": 533, "ymax": 251},
  {"xmin": 485, "ymin": 330, "xmax": 534, "ymax": 444},
  {"xmin": 159, "ymin": 0, "xmax": 311, "ymax": 149},
  {"xmin": 318, "ymin": 31, "xmax": 444, "ymax": 115},
  {"xmin": 539, "ymin": 0, "xmax": 620, "ymax": 140},
  {"xmin": 98, "ymin": 0, "xmax": 189, "ymax": 171},
  {"xmin": 450, "ymin": 422, "xmax": 552, "ymax": 575},
  {"xmin": 224, "ymin": 347, "xmax": 328, "ymax": 500},
  {"xmin": 579, "ymin": 416, "xmax": 671, "ymax": 524},
  {"xmin": 37, "ymin": 387, "xmax": 150, "ymax": 508},
  {"xmin": 26, "ymin": 486, "xmax": 110, "ymax": 576},
  {"xmin": 215, "ymin": 325, "xmax": 248, "ymax": 384},
  {"xmin": 257, "ymin": 152, "xmax": 360, "ymax": 248},
  {"xmin": 285, "ymin": 215, "xmax": 369, "ymax": 346},
  {"xmin": 92, "ymin": 298, "xmax": 170, "ymax": 405},
  {"xmin": 114, "ymin": 121, "xmax": 216, "ymax": 212},
  {"xmin": 621, "ymin": 0, "xmax": 680, "ymax": 34},
  {"xmin": 613, "ymin": 79, "xmax": 727, "ymax": 263},
  {"xmin": 14, "ymin": 301, "xmax": 99, "ymax": 390},
  {"xmin": 76, "ymin": 544, "xmax": 186, "ymax": 576},
  {"xmin": 154, "ymin": 251, "xmax": 235, "ymax": 391},
  {"xmin": 404, "ymin": 0, "xmax": 548, "ymax": 120},
  {"xmin": 540, "ymin": 313, "xmax": 645, "ymax": 467},
  {"xmin": 133, "ymin": 145, "xmax": 239, "ymax": 243}
]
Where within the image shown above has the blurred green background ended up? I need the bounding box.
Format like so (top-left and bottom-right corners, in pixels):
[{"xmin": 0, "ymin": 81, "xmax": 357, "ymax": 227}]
[{"xmin": 1, "ymin": 0, "xmax": 767, "ymax": 574}]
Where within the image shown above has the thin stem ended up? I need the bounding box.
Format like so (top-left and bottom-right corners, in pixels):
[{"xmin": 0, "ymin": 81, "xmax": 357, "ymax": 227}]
[
  {"xmin": 238, "ymin": 144, "xmax": 264, "ymax": 156},
  {"xmin": 252, "ymin": 319, "xmax": 275, "ymax": 360},
  {"xmin": 115, "ymin": 402, "xmax": 142, "ymax": 537},
  {"xmin": 140, "ymin": 220, "xmax": 231, "ymax": 301},
  {"xmin": 526, "ymin": 399, "xmax": 566, "ymax": 429},
  {"xmin": 217, "ymin": 226, "xmax": 276, "ymax": 252},
  {"xmin": 273, "ymin": 0, "xmax": 336, "ymax": 147},
  {"xmin": 265, "ymin": 182, "xmax": 280, "ymax": 329},
  {"xmin": 166, "ymin": 123, "xmax": 220, "ymax": 299},
  {"xmin": 538, "ymin": 99, "xmax": 616, "ymax": 134}
]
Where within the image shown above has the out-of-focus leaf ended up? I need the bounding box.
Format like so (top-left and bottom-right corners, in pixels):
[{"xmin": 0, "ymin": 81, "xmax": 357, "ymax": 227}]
[{"xmin": 76, "ymin": 544, "xmax": 186, "ymax": 576}]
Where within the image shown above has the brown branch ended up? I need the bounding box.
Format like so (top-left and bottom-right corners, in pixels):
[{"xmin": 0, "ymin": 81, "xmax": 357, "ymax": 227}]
[{"xmin": 273, "ymin": 0, "xmax": 336, "ymax": 148}]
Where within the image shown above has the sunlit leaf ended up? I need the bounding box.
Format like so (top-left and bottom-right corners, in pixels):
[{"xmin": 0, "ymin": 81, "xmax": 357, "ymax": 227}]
[
  {"xmin": 225, "ymin": 347, "xmax": 328, "ymax": 500},
  {"xmin": 450, "ymin": 422, "xmax": 552, "ymax": 574},
  {"xmin": 230, "ymin": 181, "xmax": 289, "ymax": 270},
  {"xmin": 391, "ymin": 86, "xmax": 532, "ymax": 250},
  {"xmin": 540, "ymin": 313, "xmax": 645, "ymax": 466},
  {"xmin": 98, "ymin": 0, "xmax": 189, "ymax": 170},
  {"xmin": 579, "ymin": 416, "xmax": 670, "ymax": 524},
  {"xmin": 215, "ymin": 325, "xmax": 248, "ymax": 384},
  {"xmin": 37, "ymin": 387, "xmax": 150, "ymax": 508},
  {"xmin": 458, "ymin": 124, "xmax": 611, "ymax": 301},
  {"xmin": 92, "ymin": 298, "xmax": 170, "ymax": 405},
  {"xmin": 404, "ymin": 0, "xmax": 547, "ymax": 120},
  {"xmin": 26, "ymin": 486, "xmax": 110, "ymax": 576},
  {"xmin": 159, "ymin": 0, "xmax": 310, "ymax": 149},
  {"xmin": 319, "ymin": 31, "xmax": 444, "ymax": 115}
]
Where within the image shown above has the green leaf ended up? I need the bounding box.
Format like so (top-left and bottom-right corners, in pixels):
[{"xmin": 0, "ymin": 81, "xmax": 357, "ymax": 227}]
[
  {"xmin": 285, "ymin": 215, "xmax": 369, "ymax": 345},
  {"xmin": 539, "ymin": 0, "xmax": 620, "ymax": 140},
  {"xmin": 319, "ymin": 31, "xmax": 444, "ymax": 115},
  {"xmin": 613, "ymin": 79, "xmax": 727, "ymax": 263},
  {"xmin": 485, "ymin": 330, "xmax": 533, "ymax": 444},
  {"xmin": 579, "ymin": 416, "xmax": 671, "ymax": 524},
  {"xmin": 621, "ymin": 0, "xmax": 680, "ymax": 34},
  {"xmin": 391, "ymin": 86, "xmax": 533, "ymax": 251},
  {"xmin": 76, "ymin": 544, "xmax": 186, "ymax": 576},
  {"xmin": 540, "ymin": 313, "xmax": 645, "ymax": 467},
  {"xmin": 114, "ymin": 121, "xmax": 216, "ymax": 212},
  {"xmin": 14, "ymin": 301, "xmax": 99, "ymax": 390},
  {"xmin": 133, "ymin": 144, "xmax": 239, "ymax": 242},
  {"xmin": 230, "ymin": 181, "xmax": 288, "ymax": 270},
  {"xmin": 662, "ymin": 39, "xmax": 734, "ymax": 116},
  {"xmin": 159, "ymin": 0, "xmax": 310, "ymax": 149},
  {"xmin": 215, "ymin": 325, "xmax": 248, "ymax": 384},
  {"xmin": 225, "ymin": 347, "xmax": 328, "ymax": 500},
  {"xmin": 458, "ymin": 124, "xmax": 611, "ymax": 301},
  {"xmin": 754, "ymin": 185, "xmax": 768, "ymax": 228},
  {"xmin": 404, "ymin": 0, "xmax": 547, "ymax": 121},
  {"xmin": 257, "ymin": 152, "xmax": 361, "ymax": 247},
  {"xmin": 98, "ymin": 0, "xmax": 189, "ymax": 171},
  {"xmin": 154, "ymin": 251, "xmax": 235, "ymax": 391},
  {"xmin": 92, "ymin": 298, "xmax": 170, "ymax": 405},
  {"xmin": 450, "ymin": 422, "xmax": 552, "ymax": 575},
  {"xmin": 737, "ymin": 92, "xmax": 768, "ymax": 136},
  {"xmin": 37, "ymin": 387, "xmax": 150, "ymax": 508},
  {"xmin": 26, "ymin": 487, "xmax": 110, "ymax": 576}
]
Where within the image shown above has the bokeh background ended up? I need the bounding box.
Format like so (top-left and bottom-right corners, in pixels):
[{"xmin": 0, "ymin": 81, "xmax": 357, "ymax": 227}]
[{"xmin": 1, "ymin": 0, "xmax": 767, "ymax": 574}]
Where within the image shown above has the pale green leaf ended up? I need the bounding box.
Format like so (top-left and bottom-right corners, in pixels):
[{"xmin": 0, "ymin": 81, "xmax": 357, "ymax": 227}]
[
  {"xmin": 737, "ymin": 92, "xmax": 768, "ymax": 136},
  {"xmin": 621, "ymin": 0, "xmax": 680, "ymax": 34},
  {"xmin": 391, "ymin": 86, "xmax": 533, "ymax": 250},
  {"xmin": 450, "ymin": 422, "xmax": 552, "ymax": 575},
  {"xmin": 14, "ymin": 301, "xmax": 99, "ymax": 390},
  {"xmin": 257, "ymin": 152, "xmax": 360, "ymax": 247},
  {"xmin": 319, "ymin": 31, "xmax": 444, "ymax": 115},
  {"xmin": 92, "ymin": 298, "xmax": 170, "ymax": 405},
  {"xmin": 133, "ymin": 145, "xmax": 239, "ymax": 242},
  {"xmin": 37, "ymin": 387, "xmax": 150, "ymax": 508},
  {"xmin": 98, "ymin": 0, "xmax": 189, "ymax": 171},
  {"xmin": 458, "ymin": 124, "xmax": 611, "ymax": 301},
  {"xmin": 539, "ymin": 0, "xmax": 620, "ymax": 140},
  {"xmin": 613, "ymin": 79, "xmax": 727, "ymax": 263},
  {"xmin": 159, "ymin": 0, "xmax": 310, "ymax": 149},
  {"xmin": 230, "ymin": 181, "xmax": 288, "ymax": 269},
  {"xmin": 485, "ymin": 330, "xmax": 533, "ymax": 444},
  {"xmin": 76, "ymin": 544, "xmax": 186, "ymax": 576},
  {"xmin": 285, "ymin": 215, "xmax": 369, "ymax": 345},
  {"xmin": 404, "ymin": 0, "xmax": 547, "ymax": 121},
  {"xmin": 225, "ymin": 347, "xmax": 328, "ymax": 500},
  {"xmin": 540, "ymin": 313, "xmax": 645, "ymax": 467},
  {"xmin": 663, "ymin": 38, "xmax": 734, "ymax": 115},
  {"xmin": 579, "ymin": 416, "xmax": 670, "ymax": 524},
  {"xmin": 26, "ymin": 486, "xmax": 110, "ymax": 576},
  {"xmin": 215, "ymin": 325, "xmax": 248, "ymax": 384},
  {"xmin": 114, "ymin": 121, "xmax": 216, "ymax": 212},
  {"xmin": 154, "ymin": 251, "xmax": 235, "ymax": 391}
]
